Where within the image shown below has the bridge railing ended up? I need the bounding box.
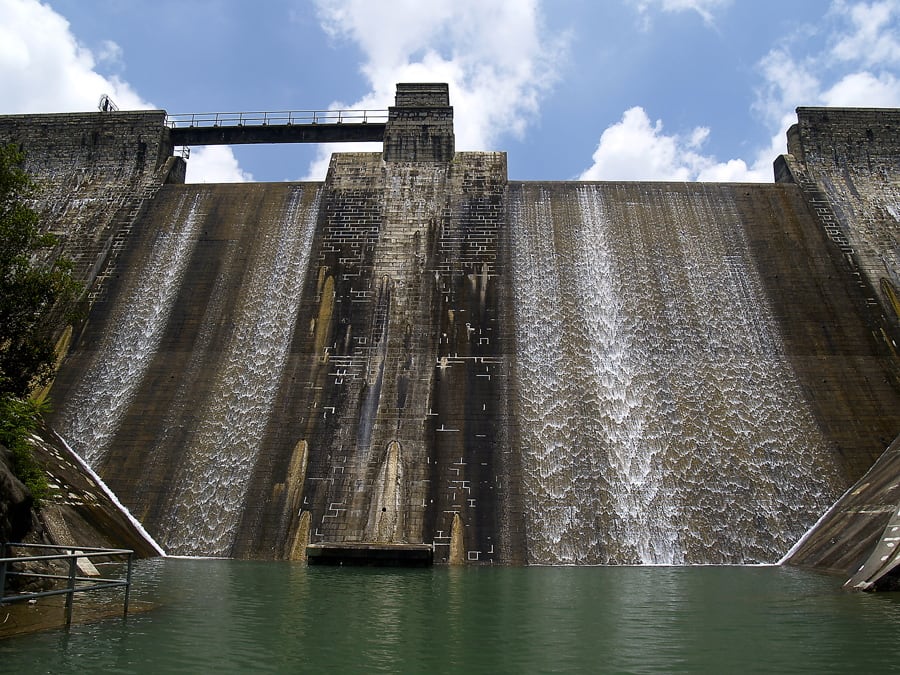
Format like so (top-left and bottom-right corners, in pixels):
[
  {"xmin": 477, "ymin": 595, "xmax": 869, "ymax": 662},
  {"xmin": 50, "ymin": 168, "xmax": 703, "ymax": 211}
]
[{"xmin": 165, "ymin": 109, "xmax": 389, "ymax": 129}]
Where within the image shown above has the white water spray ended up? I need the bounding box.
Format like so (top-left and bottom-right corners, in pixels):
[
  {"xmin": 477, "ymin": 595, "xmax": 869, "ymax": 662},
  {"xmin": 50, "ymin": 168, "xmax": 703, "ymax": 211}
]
[{"xmin": 510, "ymin": 184, "xmax": 842, "ymax": 564}]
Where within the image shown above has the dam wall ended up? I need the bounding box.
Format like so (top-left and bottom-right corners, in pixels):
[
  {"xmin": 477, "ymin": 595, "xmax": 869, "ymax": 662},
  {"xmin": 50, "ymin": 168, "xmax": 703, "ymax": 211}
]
[
  {"xmin": 234, "ymin": 150, "xmax": 519, "ymax": 563},
  {"xmin": 47, "ymin": 149, "xmax": 521, "ymax": 563},
  {"xmin": 777, "ymin": 108, "xmax": 900, "ymax": 376},
  {"xmin": 50, "ymin": 182, "xmax": 323, "ymax": 556},
  {"xmin": 0, "ymin": 111, "xmax": 182, "ymax": 298},
  {"xmin": 771, "ymin": 108, "xmax": 900, "ymax": 577},
  {"xmin": 3, "ymin": 87, "xmax": 899, "ymax": 569}
]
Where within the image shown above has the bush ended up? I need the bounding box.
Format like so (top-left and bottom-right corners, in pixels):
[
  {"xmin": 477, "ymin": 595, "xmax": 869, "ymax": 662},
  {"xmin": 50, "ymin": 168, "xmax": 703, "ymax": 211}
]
[
  {"xmin": 0, "ymin": 144, "xmax": 79, "ymax": 503},
  {"xmin": 0, "ymin": 143, "xmax": 82, "ymax": 397},
  {"xmin": 0, "ymin": 395, "xmax": 50, "ymax": 503}
]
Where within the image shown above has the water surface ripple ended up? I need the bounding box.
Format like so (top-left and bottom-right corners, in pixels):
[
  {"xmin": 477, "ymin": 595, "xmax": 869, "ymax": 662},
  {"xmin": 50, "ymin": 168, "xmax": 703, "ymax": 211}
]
[{"xmin": 2, "ymin": 560, "xmax": 898, "ymax": 673}]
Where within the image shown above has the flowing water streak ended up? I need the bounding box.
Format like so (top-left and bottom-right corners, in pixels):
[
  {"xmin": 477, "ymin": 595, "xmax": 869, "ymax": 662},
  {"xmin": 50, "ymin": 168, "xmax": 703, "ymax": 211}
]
[
  {"xmin": 511, "ymin": 184, "xmax": 842, "ymax": 564},
  {"xmin": 510, "ymin": 186, "xmax": 678, "ymax": 563},
  {"xmin": 162, "ymin": 187, "xmax": 321, "ymax": 556},
  {"xmin": 55, "ymin": 192, "xmax": 205, "ymax": 466},
  {"xmin": 508, "ymin": 188, "xmax": 588, "ymax": 563},
  {"xmin": 646, "ymin": 187, "xmax": 842, "ymax": 561},
  {"xmin": 573, "ymin": 186, "xmax": 680, "ymax": 563}
]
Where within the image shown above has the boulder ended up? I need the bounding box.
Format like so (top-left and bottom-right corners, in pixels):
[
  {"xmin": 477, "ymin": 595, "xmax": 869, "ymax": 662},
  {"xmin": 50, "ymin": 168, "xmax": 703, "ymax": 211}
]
[{"xmin": 0, "ymin": 443, "xmax": 33, "ymax": 546}]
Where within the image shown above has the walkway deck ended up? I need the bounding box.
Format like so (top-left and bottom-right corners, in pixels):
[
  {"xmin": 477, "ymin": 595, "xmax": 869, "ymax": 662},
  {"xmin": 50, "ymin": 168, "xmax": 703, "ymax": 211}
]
[{"xmin": 166, "ymin": 109, "xmax": 387, "ymax": 146}]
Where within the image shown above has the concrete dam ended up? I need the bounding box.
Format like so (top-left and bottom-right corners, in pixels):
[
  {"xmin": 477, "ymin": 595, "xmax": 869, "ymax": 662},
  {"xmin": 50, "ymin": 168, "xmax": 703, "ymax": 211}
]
[{"xmin": 2, "ymin": 84, "xmax": 899, "ymax": 571}]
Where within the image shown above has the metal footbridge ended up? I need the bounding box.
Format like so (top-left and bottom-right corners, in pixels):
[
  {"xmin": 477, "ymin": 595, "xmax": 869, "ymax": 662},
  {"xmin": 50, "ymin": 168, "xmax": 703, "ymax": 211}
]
[{"xmin": 165, "ymin": 108, "xmax": 388, "ymax": 146}]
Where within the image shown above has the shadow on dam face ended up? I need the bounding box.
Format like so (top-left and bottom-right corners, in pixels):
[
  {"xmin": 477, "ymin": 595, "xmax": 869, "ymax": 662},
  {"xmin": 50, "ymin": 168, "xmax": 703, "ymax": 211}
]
[{"xmin": 6, "ymin": 93, "xmax": 895, "ymax": 569}]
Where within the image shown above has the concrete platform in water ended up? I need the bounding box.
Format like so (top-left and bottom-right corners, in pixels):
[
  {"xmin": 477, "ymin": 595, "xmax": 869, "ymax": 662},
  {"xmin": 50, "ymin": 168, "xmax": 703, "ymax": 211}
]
[{"xmin": 306, "ymin": 543, "xmax": 433, "ymax": 567}]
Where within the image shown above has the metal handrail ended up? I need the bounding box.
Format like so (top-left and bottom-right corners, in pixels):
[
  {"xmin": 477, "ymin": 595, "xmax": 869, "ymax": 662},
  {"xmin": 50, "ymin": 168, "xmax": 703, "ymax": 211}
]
[
  {"xmin": 1, "ymin": 543, "xmax": 134, "ymax": 626},
  {"xmin": 165, "ymin": 108, "xmax": 389, "ymax": 129}
]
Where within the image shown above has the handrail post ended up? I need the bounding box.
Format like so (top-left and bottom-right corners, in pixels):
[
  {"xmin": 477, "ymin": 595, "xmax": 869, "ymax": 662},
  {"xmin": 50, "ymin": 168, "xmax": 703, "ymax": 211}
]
[
  {"xmin": 123, "ymin": 552, "xmax": 133, "ymax": 619},
  {"xmin": 64, "ymin": 553, "xmax": 76, "ymax": 626},
  {"xmin": 0, "ymin": 556, "xmax": 7, "ymax": 604}
]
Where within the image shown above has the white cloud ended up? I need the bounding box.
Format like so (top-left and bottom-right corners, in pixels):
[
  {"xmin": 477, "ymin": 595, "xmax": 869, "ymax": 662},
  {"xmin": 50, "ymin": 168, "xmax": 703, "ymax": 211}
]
[
  {"xmin": 183, "ymin": 146, "xmax": 254, "ymax": 183},
  {"xmin": 583, "ymin": 0, "xmax": 900, "ymax": 183},
  {"xmin": 629, "ymin": 0, "xmax": 732, "ymax": 26},
  {"xmin": 304, "ymin": 0, "xmax": 566, "ymax": 179},
  {"xmin": 96, "ymin": 40, "xmax": 125, "ymax": 69},
  {"xmin": 0, "ymin": 0, "xmax": 248, "ymax": 184},
  {"xmin": 753, "ymin": 3, "xmax": 900, "ymax": 119},
  {"xmin": 751, "ymin": 1, "xmax": 900, "ymax": 137},
  {"xmin": 831, "ymin": 0, "xmax": 900, "ymax": 67},
  {"xmin": 578, "ymin": 107, "xmax": 767, "ymax": 182},
  {"xmin": 0, "ymin": 0, "xmax": 149, "ymax": 112},
  {"xmin": 754, "ymin": 49, "xmax": 822, "ymax": 127},
  {"xmin": 822, "ymin": 70, "xmax": 900, "ymax": 106},
  {"xmin": 579, "ymin": 107, "xmax": 699, "ymax": 181}
]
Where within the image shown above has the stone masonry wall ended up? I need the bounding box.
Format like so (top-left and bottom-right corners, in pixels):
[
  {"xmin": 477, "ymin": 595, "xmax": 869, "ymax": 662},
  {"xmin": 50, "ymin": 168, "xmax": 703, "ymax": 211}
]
[
  {"xmin": 233, "ymin": 150, "xmax": 522, "ymax": 563},
  {"xmin": 775, "ymin": 108, "xmax": 900, "ymax": 577},
  {"xmin": 383, "ymin": 84, "xmax": 455, "ymax": 163},
  {"xmin": 778, "ymin": 108, "xmax": 900, "ymax": 382},
  {"xmin": 0, "ymin": 111, "xmax": 180, "ymax": 296}
]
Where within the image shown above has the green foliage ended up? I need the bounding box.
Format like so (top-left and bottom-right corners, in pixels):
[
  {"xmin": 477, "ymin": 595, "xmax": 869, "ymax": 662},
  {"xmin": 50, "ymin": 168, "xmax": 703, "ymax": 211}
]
[
  {"xmin": 0, "ymin": 143, "xmax": 81, "ymax": 397},
  {"xmin": 0, "ymin": 395, "xmax": 50, "ymax": 503},
  {"xmin": 0, "ymin": 143, "xmax": 80, "ymax": 503}
]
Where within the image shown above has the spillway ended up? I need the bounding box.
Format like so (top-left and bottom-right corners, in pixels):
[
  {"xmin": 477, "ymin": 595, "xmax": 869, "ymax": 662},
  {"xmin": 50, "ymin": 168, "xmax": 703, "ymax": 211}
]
[
  {"xmin": 52, "ymin": 183, "xmax": 321, "ymax": 556},
  {"xmin": 162, "ymin": 187, "xmax": 319, "ymax": 555},
  {"xmin": 56, "ymin": 191, "xmax": 205, "ymax": 466},
  {"xmin": 510, "ymin": 182, "xmax": 859, "ymax": 564}
]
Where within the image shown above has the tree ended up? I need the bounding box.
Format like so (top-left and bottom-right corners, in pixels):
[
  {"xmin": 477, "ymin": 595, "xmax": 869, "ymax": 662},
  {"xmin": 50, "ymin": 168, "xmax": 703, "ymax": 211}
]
[
  {"xmin": 0, "ymin": 143, "xmax": 80, "ymax": 503},
  {"xmin": 0, "ymin": 143, "xmax": 81, "ymax": 398}
]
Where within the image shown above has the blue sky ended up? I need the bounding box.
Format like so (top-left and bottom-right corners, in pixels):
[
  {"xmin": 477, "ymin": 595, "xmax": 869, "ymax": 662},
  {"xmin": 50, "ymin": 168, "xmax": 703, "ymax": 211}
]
[{"xmin": 1, "ymin": 0, "xmax": 899, "ymax": 183}]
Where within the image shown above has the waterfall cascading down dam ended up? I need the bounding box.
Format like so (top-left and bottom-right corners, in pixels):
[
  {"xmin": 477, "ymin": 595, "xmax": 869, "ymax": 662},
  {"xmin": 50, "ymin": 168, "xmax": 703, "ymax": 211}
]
[
  {"xmin": 55, "ymin": 191, "xmax": 207, "ymax": 468},
  {"xmin": 3, "ymin": 85, "xmax": 898, "ymax": 569},
  {"xmin": 53, "ymin": 184, "xmax": 321, "ymax": 556},
  {"xmin": 509, "ymin": 183, "xmax": 845, "ymax": 564}
]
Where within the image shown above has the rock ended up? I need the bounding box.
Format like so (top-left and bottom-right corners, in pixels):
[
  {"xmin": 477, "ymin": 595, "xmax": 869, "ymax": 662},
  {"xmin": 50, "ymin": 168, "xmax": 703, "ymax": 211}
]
[{"xmin": 0, "ymin": 443, "xmax": 34, "ymax": 546}]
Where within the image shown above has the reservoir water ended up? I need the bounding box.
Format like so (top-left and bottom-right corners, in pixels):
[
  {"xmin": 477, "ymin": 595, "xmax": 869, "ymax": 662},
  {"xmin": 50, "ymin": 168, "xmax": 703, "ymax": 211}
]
[{"xmin": 2, "ymin": 559, "xmax": 898, "ymax": 673}]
